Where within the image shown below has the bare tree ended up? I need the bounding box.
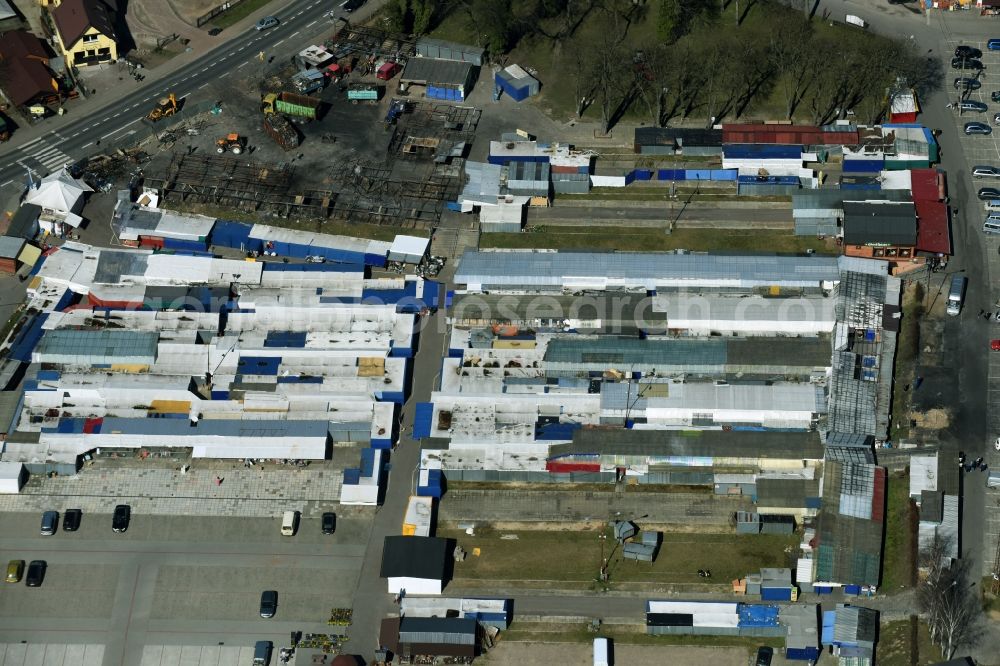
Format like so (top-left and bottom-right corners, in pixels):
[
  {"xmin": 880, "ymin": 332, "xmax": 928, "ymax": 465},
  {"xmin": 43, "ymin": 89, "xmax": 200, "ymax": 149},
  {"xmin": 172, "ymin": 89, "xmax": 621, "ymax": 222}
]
[
  {"xmin": 768, "ymin": 19, "xmax": 814, "ymax": 119},
  {"xmin": 917, "ymin": 536, "xmax": 983, "ymax": 660},
  {"xmin": 633, "ymin": 43, "xmax": 671, "ymax": 126}
]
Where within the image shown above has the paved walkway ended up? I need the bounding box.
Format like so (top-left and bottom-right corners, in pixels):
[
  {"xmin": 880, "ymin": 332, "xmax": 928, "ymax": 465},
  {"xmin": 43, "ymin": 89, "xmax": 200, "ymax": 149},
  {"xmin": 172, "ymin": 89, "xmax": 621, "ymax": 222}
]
[
  {"xmin": 0, "ymin": 462, "xmax": 345, "ymax": 517},
  {"xmin": 0, "ymin": 644, "xmax": 104, "ymax": 666},
  {"xmin": 439, "ymin": 489, "xmax": 750, "ymax": 526}
]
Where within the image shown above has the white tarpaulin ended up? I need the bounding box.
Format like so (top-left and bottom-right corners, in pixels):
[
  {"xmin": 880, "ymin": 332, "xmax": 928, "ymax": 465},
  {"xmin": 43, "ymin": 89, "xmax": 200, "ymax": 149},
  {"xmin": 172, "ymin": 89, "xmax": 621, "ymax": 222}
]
[
  {"xmin": 25, "ymin": 169, "xmax": 92, "ymax": 214},
  {"xmin": 0, "ymin": 462, "xmax": 25, "ymax": 493}
]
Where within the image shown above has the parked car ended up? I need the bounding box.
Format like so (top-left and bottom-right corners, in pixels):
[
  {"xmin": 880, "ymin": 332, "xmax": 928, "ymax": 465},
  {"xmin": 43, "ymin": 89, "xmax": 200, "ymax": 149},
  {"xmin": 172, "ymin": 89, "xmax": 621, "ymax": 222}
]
[
  {"xmin": 259, "ymin": 590, "xmax": 278, "ymax": 618},
  {"xmin": 989, "ymin": 38, "xmax": 1000, "ymax": 51},
  {"xmin": 992, "ymin": 339, "xmax": 1000, "ymax": 351},
  {"xmin": 965, "ymin": 121, "xmax": 992, "ymax": 135},
  {"xmin": 755, "ymin": 646, "xmax": 774, "ymax": 666},
  {"xmin": 63, "ymin": 508, "xmax": 82, "ymax": 532},
  {"xmin": 956, "ymin": 45, "xmax": 983, "ymax": 59},
  {"xmin": 995, "ymin": 112, "xmax": 1000, "ymax": 125},
  {"xmin": 955, "ymin": 77, "xmax": 983, "ymax": 91},
  {"xmin": 973, "ymin": 165, "xmax": 1000, "ymax": 178},
  {"xmin": 959, "ymin": 100, "xmax": 989, "ymax": 112},
  {"xmin": 979, "ymin": 187, "xmax": 1000, "ymax": 200},
  {"xmin": 952, "ymin": 57, "xmax": 984, "ymax": 70},
  {"xmin": 5, "ymin": 560, "xmax": 24, "ymax": 583},
  {"xmin": 112, "ymin": 504, "xmax": 131, "ymax": 532},
  {"xmin": 255, "ymin": 16, "xmax": 279, "ymax": 30},
  {"xmin": 322, "ymin": 512, "xmax": 337, "ymax": 535},
  {"xmin": 343, "ymin": 0, "xmax": 366, "ymax": 11},
  {"xmin": 25, "ymin": 560, "xmax": 46, "ymax": 587},
  {"xmin": 993, "ymin": 91, "xmax": 1000, "ymax": 103},
  {"xmin": 40, "ymin": 510, "xmax": 58, "ymax": 535}
]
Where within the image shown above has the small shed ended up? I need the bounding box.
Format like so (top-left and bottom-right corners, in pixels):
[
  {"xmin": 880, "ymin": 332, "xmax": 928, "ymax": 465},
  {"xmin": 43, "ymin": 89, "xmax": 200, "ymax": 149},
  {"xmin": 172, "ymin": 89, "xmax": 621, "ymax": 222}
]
[
  {"xmin": 495, "ymin": 64, "xmax": 539, "ymax": 102},
  {"xmin": 736, "ymin": 511, "xmax": 761, "ymax": 534},
  {"xmin": 389, "ymin": 235, "xmax": 430, "ymax": 264},
  {"xmin": 0, "ymin": 236, "xmax": 25, "ymax": 273},
  {"xmin": 613, "ymin": 520, "xmax": 637, "ymax": 542},
  {"xmin": 0, "ymin": 461, "xmax": 26, "ymax": 494},
  {"xmin": 623, "ymin": 541, "xmax": 660, "ymax": 562}
]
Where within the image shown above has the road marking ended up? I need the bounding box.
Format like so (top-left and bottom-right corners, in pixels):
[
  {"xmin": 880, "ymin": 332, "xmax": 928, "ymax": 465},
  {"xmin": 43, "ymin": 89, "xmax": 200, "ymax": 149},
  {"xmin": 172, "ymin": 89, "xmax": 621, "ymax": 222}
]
[
  {"xmin": 19, "ymin": 137, "xmax": 44, "ymax": 150},
  {"xmin": 81, "ymin": 142, "xmax": 93, "ymax": 149},
  {"xmin": 238, "ymin": 61, "xmax": 249, "ymax": 69},
  {"xmin": 199, "ymin": 82, "xmax": 209, "ymax": 89},
  {"xmin": 290, "ymin": 30, "xmax": 300, "ymax": 37},
  {"xmin": 306, "ymin": 19, "xmax": 317, "ymax": 27},
  {"xmin": 0, "ymin": 180, "xmax": 12, "ymax": 187},
  {"xmin": 228, "ymin": 51, "xmax": 237, "ymax": 57},
  {"xmin": 100, "ymin": 117, "xmax": 141, "ymax": 140},
  {"xmin": 275, "ymin": 38, "xmax": 286, "ymax": 46},
  {"xmin": 201, "ymin": 67, "xmax": 209, "ymax": 72}
]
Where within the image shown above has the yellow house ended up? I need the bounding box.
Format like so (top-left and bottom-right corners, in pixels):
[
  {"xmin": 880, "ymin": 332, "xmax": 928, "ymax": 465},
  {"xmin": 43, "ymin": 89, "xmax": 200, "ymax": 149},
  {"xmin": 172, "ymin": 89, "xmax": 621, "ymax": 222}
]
[{"xmin": 50, "ymin": 0, "xmax": 119, "ymax": 67}]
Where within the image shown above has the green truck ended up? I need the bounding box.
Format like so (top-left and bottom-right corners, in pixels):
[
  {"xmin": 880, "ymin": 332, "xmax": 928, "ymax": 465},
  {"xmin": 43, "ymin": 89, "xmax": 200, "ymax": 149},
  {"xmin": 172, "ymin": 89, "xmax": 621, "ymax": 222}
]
[
  {"xmin": 347, "ymin": 83, "xmax": 383, "ymax": 104},
  {"xmin": 261, "ymin": 92, "xmax": 320, "ymax": 121}
]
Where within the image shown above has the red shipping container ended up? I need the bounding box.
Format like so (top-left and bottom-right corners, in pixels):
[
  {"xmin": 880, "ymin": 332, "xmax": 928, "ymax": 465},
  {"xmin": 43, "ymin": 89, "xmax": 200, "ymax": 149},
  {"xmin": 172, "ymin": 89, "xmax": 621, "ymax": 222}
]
[
  {"xmin": 546, "ymin": 460, "xmax": 601, "ymax": 473},
  {"xmin": 376, "ymin": 62, "xmax": 400, "ymax": 81},
  {"xmin": 138, "ymin": 236, "xmax": 164, "ymax": 249},
  {"xmin": 551, "ymin": 165, "xmax": 579, "ymax": 174}
]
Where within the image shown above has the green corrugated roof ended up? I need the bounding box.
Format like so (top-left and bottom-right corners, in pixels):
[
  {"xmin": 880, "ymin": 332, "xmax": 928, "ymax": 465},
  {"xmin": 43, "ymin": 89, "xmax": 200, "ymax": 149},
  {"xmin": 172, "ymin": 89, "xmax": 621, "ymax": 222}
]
[{"xmin": 35, "ymin": 329, "xmax": 159, "ymax": 362}]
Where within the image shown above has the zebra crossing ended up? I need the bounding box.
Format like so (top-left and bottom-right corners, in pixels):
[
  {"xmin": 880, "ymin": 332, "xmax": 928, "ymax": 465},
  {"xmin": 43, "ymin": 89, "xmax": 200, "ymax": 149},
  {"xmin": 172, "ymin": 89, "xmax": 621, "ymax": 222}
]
[{"xmin": 16, "ymin": 136, "xmax": 74, "ymax": 176}]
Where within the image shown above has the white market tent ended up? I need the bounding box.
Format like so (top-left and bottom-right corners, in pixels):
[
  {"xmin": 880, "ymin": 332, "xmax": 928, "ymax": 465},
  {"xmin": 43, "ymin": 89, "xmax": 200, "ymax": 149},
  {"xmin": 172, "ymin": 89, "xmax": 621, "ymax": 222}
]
[
  {"xmin": 25, "ymin": 169, "xmax": 93, "ymax": 214},
  {"xmin": 388, "ymin": 235, "xmax": 430, "ymax": 264}
]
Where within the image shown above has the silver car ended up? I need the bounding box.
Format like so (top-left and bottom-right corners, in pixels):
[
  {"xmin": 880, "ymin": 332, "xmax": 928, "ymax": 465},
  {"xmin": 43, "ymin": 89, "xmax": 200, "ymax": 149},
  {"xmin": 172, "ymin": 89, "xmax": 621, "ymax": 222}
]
[
  {"xmin": 966, "ymin": 121, "xmax": 993, "ymax": 135},
  {"xmin": 973, "ymin": 165, "xmax": 1000, "ymax": 178}
]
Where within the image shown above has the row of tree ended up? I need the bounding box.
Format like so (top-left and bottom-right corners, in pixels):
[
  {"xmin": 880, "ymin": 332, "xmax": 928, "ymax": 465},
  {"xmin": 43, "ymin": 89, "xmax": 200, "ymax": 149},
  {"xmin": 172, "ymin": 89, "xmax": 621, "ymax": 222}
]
[{"xmin": 565, "ymin": 3, "xmax": 941, "ymax": 131}]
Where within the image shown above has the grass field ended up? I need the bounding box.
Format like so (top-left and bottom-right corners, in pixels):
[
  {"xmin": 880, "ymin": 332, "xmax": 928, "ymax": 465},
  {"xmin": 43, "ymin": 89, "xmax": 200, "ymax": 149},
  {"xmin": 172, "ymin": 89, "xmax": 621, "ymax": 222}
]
[
  {"xmin": 882, "ymin": 471, "xmax": 917, "ymax": 593},
  {"xmin": 442, "ymin": 527, "xmax": 798, "ymax": 589},
  {"xmin": 878, "ymin": 617, "xmax": 942, "ymax": 666},
  {"xmin": 479, "ymin": 227, "xmax": 838, "ymax": 254}
]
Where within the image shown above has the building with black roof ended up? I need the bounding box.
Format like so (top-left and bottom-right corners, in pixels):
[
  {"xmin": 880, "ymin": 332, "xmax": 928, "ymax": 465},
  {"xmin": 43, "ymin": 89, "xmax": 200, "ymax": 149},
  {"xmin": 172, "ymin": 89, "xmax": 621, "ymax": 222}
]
[
  {"xmin": 842, "ymin": 201, "xmax": 917, "ymax": 261},
  {"xmin": 380, "ymin": 535, "xmax": 453, "ymax": 595}
]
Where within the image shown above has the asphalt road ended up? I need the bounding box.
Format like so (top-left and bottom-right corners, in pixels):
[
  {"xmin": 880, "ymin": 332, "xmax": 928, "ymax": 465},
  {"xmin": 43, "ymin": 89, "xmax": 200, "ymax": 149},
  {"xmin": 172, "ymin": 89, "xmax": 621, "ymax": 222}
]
[
  {"xmin": 0, "ymin": 0, "xmax": 356, "ymax": 193},
  {"xmin": 0, "ymin": 511, "xmax": 371, "ymax": 666}
]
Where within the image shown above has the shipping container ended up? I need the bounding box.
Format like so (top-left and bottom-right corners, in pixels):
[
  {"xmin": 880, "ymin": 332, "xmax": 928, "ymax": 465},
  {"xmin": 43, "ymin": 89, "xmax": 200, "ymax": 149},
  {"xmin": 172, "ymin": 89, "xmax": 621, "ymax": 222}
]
[
  {"xmin": 347, "ymin": 83, "xmax": 383, "ymax": 103},
  {"xmin": 760, "ymin": 587, "xmax": 793, "ymax": 601},
  {"xmin": 415, "ymin": 37, "xmax": 485, "ymax": 65}
]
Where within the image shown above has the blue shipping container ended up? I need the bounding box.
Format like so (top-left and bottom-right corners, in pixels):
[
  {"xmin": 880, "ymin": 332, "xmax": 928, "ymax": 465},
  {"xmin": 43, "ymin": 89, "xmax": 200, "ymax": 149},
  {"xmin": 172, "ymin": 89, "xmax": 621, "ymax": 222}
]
[{"xmin": 760, "ymin": 587, "xmax": 792, "ymax": 601}]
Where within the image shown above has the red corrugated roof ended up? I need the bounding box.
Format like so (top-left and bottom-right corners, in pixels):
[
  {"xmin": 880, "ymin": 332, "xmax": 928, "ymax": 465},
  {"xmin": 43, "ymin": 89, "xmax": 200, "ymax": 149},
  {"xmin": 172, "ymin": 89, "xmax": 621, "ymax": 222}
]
[
  {"xmin": 722, "ymin": 124, "xmax": 859, "ymax": 146},
  {"xmin": 546, "ymin": 461, "xmax": 600, "ymax": 473},
  {"xmin": 915, "ymin": 199, "xmax": 951, "ymax": 255},
  {"xmin": 910, "ymin": 168, "xmax": 942, "ymax": 201}
]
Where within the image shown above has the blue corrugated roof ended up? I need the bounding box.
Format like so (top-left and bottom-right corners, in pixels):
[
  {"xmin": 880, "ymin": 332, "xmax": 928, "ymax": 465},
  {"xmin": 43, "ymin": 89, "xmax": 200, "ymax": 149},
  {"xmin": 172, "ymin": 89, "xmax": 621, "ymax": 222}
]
[{"xmin": 413, "ymin": 402, "xmax": 434, "ymax": 439}]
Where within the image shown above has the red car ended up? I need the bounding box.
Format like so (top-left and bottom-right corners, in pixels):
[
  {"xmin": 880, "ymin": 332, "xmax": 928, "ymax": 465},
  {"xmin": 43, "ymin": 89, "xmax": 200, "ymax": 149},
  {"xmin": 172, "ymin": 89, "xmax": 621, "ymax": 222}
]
[{"xmin": 992, "ymin": 339, "xmax": 1000, "ymax": 351}]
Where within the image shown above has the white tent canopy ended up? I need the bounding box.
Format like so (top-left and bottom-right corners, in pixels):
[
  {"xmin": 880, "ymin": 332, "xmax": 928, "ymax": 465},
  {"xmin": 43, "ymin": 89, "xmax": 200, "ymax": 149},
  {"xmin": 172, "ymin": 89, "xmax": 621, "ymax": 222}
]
[{"xmin": 25, "ymin": 169, "xmax": 92, "ymax": 214}]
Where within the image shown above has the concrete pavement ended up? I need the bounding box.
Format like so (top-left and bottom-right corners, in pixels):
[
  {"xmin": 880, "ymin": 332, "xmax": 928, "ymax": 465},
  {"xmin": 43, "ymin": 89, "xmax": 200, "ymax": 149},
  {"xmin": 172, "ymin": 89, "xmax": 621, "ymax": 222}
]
[{"xmin": 345, "ymin": 296, "xmax": 453, "ymax": 653}]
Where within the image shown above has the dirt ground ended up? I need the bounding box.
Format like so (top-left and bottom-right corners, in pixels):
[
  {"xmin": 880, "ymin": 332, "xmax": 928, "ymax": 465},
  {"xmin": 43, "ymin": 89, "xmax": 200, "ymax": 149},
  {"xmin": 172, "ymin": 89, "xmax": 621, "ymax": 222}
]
[{"xmin": 479, "ymin": 642, "xmax": 759, "ymax": 666}]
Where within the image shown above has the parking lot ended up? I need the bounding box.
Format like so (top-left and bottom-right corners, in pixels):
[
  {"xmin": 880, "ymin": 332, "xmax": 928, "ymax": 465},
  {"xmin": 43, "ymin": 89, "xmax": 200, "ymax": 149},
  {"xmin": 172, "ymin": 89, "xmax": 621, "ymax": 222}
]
[{"xmin": 0, "ymin": 511, "xmax": 372, "ymax": 665}]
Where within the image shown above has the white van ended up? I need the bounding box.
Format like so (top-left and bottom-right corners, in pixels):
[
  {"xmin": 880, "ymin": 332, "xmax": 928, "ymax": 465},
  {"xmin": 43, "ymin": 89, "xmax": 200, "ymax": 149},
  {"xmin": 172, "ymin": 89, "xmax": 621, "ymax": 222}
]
[{"xmin": 280, "ymin": 511, "xmax": 299, "ymax": 536}]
